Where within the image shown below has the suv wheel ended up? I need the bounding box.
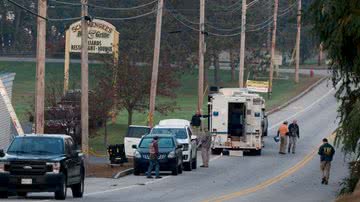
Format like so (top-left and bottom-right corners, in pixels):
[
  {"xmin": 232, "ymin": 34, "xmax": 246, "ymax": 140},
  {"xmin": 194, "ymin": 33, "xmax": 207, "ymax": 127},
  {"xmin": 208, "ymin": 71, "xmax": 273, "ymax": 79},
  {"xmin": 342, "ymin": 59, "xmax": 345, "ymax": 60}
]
[
  {"xmin": 71, "ymin": 172, "xmax": 84, "ymax": 198},
  {"xmin": 172, "ymin": 160, "xmax": 179, "ymax": 176},
  {"xmin": 0, "ymin": 191, "xmax": 8, "ymax": 199},
  {"xmin": 55, "ymin": 174, "xmax": 67, "ymax": 200},
  {"xmin": 184, "ymin": 153, "xmax": 193, "ymax": 171}
]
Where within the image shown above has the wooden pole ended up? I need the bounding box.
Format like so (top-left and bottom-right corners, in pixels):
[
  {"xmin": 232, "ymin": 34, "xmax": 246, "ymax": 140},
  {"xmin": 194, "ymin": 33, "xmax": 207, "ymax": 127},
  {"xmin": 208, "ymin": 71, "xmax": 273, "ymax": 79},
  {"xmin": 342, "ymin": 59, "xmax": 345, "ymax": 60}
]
[
  {"xmin": 198, "ymin": 0, "xmax": 205, "ymax": 114},
  {"xmin": 318, "ymin": 43, "xmax": 323, "ymax": 66},
  {"xmin": 111, "ymin": 31, "xmax": 119, "ymax": 124},
  {"xmin": 148, "ymin": 0, "xmax": 164, "ymax": 127},
  {"xmin": 268, "ymin": 0, "xmax": 279, "ymax": 98},
  {"xmin": 63, "ymin": 30, "xmax": 70, "ymax": 95},
  {"xmin": 239, "ymin": 0, "xmax": 246, "ymax": 88},
  {"xmin": 35, "ymin": 0, "xmax": 47, "ymax": 134},
  {"xmin": 80, "ymin": 0, "xmax": 89, "ymax": 156},
  {"xmin": 295, "ymin": 0, "xmax": 301, "ymax": 83}
]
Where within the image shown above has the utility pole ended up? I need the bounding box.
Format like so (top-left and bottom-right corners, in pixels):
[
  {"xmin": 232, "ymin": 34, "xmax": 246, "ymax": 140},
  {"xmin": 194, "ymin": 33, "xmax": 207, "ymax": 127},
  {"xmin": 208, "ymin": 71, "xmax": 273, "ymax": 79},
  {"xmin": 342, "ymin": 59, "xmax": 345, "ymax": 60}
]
[
  {"xmin": 268, "ymin": 0, "xmax": 279, "ymax": 98},
  {"xmin": 198, "ymin": 0, "xmax": 205, "ymax": 114},
  {"xmin": 148, "ymin": 0, "xmax": 164, "ymax": 127},
  {"xmin": 35, "ymin": 0, "xmax": 47, "ymax": 134},
  {"xmin": 239, "ymin": 0, "xmax": 247, "ymax": 88},
  {"xmin": 80, "ymin": 0, "xmax": 89, "ymax": 156},
  {"xmin": 295, "ymin": 0, "xmax": 301, "ymax": 83},
  {"xmin": 318, "ymin": 43, "xmax": 323, "ymax": 66}
]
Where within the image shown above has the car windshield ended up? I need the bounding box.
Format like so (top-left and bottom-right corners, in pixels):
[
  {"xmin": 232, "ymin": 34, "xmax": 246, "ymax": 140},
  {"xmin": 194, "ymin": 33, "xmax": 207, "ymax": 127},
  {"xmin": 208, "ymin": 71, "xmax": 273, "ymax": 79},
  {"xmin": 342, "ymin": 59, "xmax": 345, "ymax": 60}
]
[
  {"xmin": 151, "ymin": 128, "xmax": 188, "ymax": 139},
  {"xmin": 139, "ymin": 137, "xmax": 174, "ymax": 148},
  {"xmin": 7, "ymin": 137, "xmax": 64, "ymax": 155}
]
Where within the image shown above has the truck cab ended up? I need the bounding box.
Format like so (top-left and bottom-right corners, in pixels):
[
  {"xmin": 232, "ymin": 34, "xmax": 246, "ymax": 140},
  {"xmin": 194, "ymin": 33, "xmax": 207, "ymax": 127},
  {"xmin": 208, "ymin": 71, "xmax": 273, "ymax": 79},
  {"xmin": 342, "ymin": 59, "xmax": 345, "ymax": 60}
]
[{"xmin": 209, "ymin": 88, "xmax": 265, "ymax": 155}]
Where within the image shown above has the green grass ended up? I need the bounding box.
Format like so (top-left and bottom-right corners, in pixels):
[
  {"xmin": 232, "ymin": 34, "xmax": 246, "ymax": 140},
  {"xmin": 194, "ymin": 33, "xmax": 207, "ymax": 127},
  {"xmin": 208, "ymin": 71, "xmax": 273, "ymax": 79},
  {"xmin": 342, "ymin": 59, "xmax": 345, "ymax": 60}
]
[{"xmin": 0, "ymin": 61, "xmax": 321, "ymax": 153}]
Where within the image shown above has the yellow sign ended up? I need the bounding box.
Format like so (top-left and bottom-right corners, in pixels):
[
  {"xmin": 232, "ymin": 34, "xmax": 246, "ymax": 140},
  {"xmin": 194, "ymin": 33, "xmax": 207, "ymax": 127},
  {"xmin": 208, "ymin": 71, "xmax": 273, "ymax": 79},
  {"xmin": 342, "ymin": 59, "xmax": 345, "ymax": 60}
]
[
  {"xmin": 68, "ymin": 19, "xmax": 118, "ymax": 54},
  {"xmin": 246, "ymin": 80, "xmax": 269, "ymax": 93}
]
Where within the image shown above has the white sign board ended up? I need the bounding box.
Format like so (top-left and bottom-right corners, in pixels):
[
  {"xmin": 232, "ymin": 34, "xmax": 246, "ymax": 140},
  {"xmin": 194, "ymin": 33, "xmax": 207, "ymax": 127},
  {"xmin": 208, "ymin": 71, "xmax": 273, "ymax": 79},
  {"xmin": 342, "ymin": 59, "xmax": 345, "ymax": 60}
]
[
  {"xmin": 69, "ymin": 19, "xmax": 118, "ymax": 54},
  {"xmin": 273, "ymin": 53, "xmax": 283, "ymax": 66},
  {"xmin": 246, "ymin": 80, "xmax": 269, "ymax": 93}
]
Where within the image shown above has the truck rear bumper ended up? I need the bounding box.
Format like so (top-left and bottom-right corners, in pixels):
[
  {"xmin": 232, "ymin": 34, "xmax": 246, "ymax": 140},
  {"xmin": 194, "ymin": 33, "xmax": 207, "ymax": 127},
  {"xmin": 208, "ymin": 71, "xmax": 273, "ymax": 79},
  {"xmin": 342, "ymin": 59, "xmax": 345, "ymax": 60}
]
[{"xmin": 0, "ymin": 173, "xmax": 64, "ymax": 192}]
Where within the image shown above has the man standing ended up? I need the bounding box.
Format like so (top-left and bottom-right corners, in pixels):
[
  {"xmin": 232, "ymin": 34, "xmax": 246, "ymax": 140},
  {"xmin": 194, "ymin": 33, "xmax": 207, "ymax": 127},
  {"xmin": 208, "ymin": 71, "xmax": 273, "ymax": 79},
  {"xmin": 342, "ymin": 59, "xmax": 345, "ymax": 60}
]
[
  {"xmin": 318, "ymin": 138, "xmax": 335, "ymax": 185},
  {"xmin": 277, "ymin": 121, "xmax": 289, "ymax": 154},
  {"xmin": 288, "ymin": 120, "xmax": 300, "ymax": 154},
  {"xmin": 198, "ymin": 131, "xmax": 211, "ymax": 168},
  {"xmin": 147, "ymin": 136, "xmax": 161, "ymax": 179}
]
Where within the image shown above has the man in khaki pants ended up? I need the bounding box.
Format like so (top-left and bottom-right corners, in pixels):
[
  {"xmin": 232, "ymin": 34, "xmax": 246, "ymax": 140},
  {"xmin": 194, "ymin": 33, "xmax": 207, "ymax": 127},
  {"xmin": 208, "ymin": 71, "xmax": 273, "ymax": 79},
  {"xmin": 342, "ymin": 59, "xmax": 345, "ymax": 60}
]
[
  {"xmin": 277, "ymin": 121, "xmax": 289, "ymax": 154},
  {"xmin": 318, "ymin": 138, "xmax": 335, "ymax": 185},
  {"xmin": 198, "ymin": 131, "xmax": 211, "ymax": 167}
]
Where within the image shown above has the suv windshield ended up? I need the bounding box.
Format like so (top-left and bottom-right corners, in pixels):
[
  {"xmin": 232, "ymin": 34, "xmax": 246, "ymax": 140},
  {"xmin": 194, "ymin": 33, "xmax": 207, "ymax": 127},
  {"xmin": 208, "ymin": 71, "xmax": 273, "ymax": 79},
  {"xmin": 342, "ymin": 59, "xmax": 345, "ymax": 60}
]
[
  {"xmin": 126, "ymin": 126, "xmax": 150, "ymax": 138},
  {"xmin": 7, "ymin": 137, "xmax": 64, "ymax": 155},
  {"xmin": 139, "ymin": 137, "xmax": 174, "ymax": 148},
  {"xmin": 151, "ymin": 128, "xmax": 188, "ymax": 139}
]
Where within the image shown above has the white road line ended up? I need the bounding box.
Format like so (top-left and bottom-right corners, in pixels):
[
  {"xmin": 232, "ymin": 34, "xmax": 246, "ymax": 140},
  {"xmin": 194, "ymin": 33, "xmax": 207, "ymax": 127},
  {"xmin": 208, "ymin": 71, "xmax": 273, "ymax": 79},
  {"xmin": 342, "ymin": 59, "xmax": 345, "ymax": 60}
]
[{"xmin": 269, "ymin": 88, "xmax": 334, "ymax": 130}]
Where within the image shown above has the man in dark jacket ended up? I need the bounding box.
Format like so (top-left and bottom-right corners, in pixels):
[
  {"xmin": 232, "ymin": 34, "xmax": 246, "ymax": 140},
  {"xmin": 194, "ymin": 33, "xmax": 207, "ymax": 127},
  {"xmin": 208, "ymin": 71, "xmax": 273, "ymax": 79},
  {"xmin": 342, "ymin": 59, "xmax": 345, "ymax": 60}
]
[
  {"xmin": 288, "ymin": 120, "xmax": 300, "ymax": 154},
  {"xmin": 147, "ymin": 136, "xmax": 161, "ymax": 179},
  {"xmin": 318, "ymin": 138, "xmax": 335, "ymax": 185}
]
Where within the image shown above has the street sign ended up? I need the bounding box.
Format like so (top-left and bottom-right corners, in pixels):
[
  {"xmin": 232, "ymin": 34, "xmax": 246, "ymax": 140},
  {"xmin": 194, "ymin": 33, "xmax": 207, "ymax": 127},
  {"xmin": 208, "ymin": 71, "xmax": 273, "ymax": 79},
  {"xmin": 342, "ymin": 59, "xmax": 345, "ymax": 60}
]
[
  {"xmin": 69, "ymin": 19, "xmax": 119, "ymax": 54},
  {"xmin": 246, "ymin": 80, "xmax": 269, "ymax": 93},
  {"xmin": 273, "ymin": 53, "xmax": 283, "ymax": 66}
]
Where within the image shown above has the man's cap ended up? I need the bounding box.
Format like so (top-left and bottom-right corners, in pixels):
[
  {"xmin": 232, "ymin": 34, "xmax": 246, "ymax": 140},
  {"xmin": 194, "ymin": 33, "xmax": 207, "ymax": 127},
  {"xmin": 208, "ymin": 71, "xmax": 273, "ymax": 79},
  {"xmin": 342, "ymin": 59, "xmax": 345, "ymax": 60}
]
[
  {"xmin": 322, "ymin": 138, "xmax": 328, "ymax": 142},
  {"xmin": 153, "ymin": 136, "xmax": 159, "ymax": 140}
]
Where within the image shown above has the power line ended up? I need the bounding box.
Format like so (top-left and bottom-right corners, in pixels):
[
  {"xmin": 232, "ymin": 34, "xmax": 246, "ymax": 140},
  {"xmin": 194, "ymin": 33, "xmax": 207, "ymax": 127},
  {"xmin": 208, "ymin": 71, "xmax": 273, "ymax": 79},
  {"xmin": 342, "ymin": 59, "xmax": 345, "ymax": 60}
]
[
  {"xmin": 49, "ymin": 0, "xmax": 81, "ymax": 6},
  {"xmin": 88, "ymin": 0, "xmax": 158, "ymax": 11},
  {"xmin": 94, "ymin": 7, "xmax": 158, "ymax": 21}
]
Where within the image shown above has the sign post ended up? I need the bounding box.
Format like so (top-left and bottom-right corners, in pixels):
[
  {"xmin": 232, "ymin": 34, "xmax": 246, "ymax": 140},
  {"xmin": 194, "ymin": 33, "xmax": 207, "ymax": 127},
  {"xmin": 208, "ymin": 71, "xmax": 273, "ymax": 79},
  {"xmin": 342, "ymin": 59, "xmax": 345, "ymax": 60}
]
[{"xmin": 246, "ymin": 80, "xmax": 270, "ymax": 93}]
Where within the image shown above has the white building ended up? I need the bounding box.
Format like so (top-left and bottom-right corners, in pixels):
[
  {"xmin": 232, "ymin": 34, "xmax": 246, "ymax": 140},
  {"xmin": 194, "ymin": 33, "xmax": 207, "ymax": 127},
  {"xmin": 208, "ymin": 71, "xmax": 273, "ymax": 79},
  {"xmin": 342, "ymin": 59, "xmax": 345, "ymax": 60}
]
[{"xmin": 0, "ymin": 73, "xmax": 15, "ymax": 149}]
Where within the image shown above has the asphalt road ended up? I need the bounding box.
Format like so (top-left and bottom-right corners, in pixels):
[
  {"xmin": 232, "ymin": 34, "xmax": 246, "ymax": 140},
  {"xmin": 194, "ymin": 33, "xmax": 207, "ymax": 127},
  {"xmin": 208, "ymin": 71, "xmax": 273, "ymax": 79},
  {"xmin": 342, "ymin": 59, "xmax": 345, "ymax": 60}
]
[{"xmin": 8, "ymin": 78, "xmax": 348, "ymax": 202}]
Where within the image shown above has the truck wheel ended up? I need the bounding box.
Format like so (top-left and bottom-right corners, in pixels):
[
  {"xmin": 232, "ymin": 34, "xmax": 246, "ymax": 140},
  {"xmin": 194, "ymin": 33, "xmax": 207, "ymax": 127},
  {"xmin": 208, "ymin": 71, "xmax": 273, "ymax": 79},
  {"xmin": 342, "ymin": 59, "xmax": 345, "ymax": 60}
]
[
  {"xmin": 184, "ymin": 156, "xmax": 193, "ymax": 171},
  {"xmin": 133, "ymin": 167, "xmax": 141, "ymax": 176},
  {"xmin": 17, "ymin": 192, "xmax": 27, "ymax": 197},
  {"xmin": 0, "ymin": 192, "xmax": 8, "ymax": 198},
  {"xmin": 211, "ymin": 148, "xmax": 222, "ymax": 155},
  {"xmin": 71, "ymin": 172, "xmax": 84, "ymax": 198},
  {"xmin": 263, "ymin": 130, "xmax": 268, "ymax": 137},
  {"xmin": 254, "ymin": 149, "xmax": 262, "ymax": 156},
  {"xmin": 192, "ymin": 153, "xmax": 197, "ymax": 169},
  {"xmin": 55, "ymin": 174, "xmax": 67, "ymax": 200}
]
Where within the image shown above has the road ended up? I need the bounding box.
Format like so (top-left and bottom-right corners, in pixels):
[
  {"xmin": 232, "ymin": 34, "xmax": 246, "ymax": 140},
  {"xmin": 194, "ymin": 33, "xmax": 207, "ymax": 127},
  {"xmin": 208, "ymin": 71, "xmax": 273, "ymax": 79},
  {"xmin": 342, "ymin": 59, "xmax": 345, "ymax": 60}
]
[{"xmin": 8, "ymin": 78, "xmax": 348, "ymax": 202}]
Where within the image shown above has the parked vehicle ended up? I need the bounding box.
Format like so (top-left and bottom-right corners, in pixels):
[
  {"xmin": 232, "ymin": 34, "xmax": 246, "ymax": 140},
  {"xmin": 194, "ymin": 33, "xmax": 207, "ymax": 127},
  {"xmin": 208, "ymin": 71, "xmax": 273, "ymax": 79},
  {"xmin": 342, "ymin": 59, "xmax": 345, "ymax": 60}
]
[
  {"xmin": 209, "ymin": 88, "xmax": 266, "ymax": 155},
  {"xmin": 150, "ymin": 119, "xmax": 197, "ymax": 171},
  {"xmin": 124, "ymin": 125, "xmax": 151, "ymax": 157},
  {"xmin": 0, "ymin": 135, "xmax": 84, "ymax": 200},
  {"xmin": 133, "ymin": 134, "xmax": 183, "ymax": 176}
]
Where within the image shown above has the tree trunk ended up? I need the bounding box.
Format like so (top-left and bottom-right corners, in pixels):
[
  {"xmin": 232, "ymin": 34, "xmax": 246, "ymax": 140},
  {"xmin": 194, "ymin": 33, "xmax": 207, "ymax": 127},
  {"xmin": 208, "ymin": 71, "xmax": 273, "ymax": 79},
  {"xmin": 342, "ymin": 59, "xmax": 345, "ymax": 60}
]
[
  {"xmin": 103, "ymin": 118, "xmax": 108, "ymax": 147},
  {"xmin": 230, "ymin": 49, "xmax": 236, "ymax": 82},
  {"xmin": 127, "ymin": 109, "xmax": 133, "ymax": 126},
  {"xmin": 214, "ymin": 53, "xmax": 220, "ymax": 86}
]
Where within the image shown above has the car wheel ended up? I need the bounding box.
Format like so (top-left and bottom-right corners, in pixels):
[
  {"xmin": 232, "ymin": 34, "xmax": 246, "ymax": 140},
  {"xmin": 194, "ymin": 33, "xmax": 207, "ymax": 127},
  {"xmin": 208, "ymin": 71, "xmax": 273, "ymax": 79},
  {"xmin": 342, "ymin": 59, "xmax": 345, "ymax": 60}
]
[
  {"xmin": 192, "ymin": 151, "xmax": 197, "ymax": 169},
  {"xmin": 133, "ymin": 167, "xmax": 141, "ymax": 176},
  {"xmin": 55, "ymin": 174, "xmax": 67, "ymax": 200},
  {"xmin": 211, "ymin": 148, "xmax": 222, "ymax": 155},
  {"xmin": 71, "ymin": 172, "xmax": 84, "ymax": 198},
  {"xmin": 0, "ymin": 191, "xmax": 8, "ymax": 199},
  {"xmin": 17, "ymin": 192, "xmax": 27, "ymax": 197}
]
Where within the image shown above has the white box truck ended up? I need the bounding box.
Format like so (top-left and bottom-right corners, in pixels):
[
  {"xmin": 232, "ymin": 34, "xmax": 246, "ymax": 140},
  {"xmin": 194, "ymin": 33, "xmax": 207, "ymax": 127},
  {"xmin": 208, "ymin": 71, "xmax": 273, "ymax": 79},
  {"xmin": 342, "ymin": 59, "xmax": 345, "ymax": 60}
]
[{"xmin": 208, "ymin": 88, "xmax": 267, "ymax": 155}]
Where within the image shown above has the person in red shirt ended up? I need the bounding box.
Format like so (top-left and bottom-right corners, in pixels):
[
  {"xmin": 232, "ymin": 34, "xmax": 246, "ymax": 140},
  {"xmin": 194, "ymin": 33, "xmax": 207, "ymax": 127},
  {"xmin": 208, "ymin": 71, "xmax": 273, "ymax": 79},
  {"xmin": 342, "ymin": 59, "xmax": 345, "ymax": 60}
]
[{"xmin": 146, "ymin": 136, "xmax": 161, "ymax": 179}]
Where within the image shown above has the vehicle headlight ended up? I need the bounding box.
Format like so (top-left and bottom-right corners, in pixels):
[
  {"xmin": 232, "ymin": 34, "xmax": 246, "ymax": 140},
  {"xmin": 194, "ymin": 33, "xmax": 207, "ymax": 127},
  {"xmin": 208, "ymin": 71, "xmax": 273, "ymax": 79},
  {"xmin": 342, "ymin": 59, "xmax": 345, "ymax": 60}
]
[
  {"xmin": 46, "ymin": 162, "xmax": 61, "ymax": 174},
  {"xmin": 167, "ymin": 151, "xmax": 175, "ymax": 158},
  {"xmin": 0, "ymin": 162, "xmax": 9, "ymax": 173},
  {"xmin": 134, "ymin": 150, "xmax": 141, "ymax": 158}
]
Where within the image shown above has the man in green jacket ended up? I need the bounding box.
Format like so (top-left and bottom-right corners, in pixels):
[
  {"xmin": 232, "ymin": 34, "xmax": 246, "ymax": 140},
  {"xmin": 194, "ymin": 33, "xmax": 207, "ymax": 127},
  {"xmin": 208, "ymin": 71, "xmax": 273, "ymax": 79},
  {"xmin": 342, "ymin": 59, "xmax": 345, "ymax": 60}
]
[{"xmin": 318, "ymin": 138, "xmax": 335, "ymax": 185}]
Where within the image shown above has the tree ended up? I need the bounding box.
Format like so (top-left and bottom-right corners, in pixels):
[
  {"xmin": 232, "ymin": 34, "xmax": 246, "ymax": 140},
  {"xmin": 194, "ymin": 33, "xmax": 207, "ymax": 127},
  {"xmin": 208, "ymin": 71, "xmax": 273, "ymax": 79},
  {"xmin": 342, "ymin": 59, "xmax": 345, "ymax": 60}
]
[
  {"xmin": 110, "ymin": 54, "xmax": 180, "ymax": 126},
  {"xmin": 311, "ymin": 0, "xmax": 360, "ymax": 157}
]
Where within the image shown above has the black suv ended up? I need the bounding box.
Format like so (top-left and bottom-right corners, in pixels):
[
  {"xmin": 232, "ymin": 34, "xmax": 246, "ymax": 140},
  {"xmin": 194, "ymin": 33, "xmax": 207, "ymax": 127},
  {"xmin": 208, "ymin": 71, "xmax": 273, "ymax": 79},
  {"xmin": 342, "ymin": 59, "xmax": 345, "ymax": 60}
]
[
  {"xmin": 0, "ymin": 135, "xmax": 84, "ymax": 200},
  {"xmin": 133, "ymin": 134, "xmax": 183, "ymax": 176}
]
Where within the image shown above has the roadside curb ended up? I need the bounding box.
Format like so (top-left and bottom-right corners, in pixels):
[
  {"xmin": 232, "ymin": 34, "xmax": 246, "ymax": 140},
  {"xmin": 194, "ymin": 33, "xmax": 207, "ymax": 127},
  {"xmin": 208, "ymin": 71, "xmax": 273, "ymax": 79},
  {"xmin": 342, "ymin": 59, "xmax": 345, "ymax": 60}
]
[
  {"xmin": 266, "ymin": 76, "xmax": 329, "ymax": 116},
  {"xmin": 113, "ymin": 168, "xmax": 134, "ymax": 179}
]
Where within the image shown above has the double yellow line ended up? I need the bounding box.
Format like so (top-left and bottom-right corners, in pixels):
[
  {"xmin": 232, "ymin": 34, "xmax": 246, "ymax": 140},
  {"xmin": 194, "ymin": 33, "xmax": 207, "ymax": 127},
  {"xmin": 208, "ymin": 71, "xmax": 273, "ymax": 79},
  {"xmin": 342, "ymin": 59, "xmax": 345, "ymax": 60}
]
[{"xmin": 204, "ymin": 133, "xmax": 336, "ymax": 202}]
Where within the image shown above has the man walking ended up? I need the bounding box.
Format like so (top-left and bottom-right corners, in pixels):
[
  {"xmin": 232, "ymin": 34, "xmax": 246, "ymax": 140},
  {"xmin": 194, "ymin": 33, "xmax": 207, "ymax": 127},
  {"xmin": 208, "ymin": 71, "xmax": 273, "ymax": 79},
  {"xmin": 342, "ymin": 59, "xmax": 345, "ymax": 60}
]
[
  {"xmin": 318, "ymin": 138, "xmax": 335, "ymax": 185},
  {"xmin": 198, "ymin": 131, "xmax": 211, "ymax": 168},
  {"xmin": 288, "ymin": 120, "xmax": 300, "ymax": 154},
  {"xmin": 277, "ymin": 121, "xmax": 289, "ymax": 154},
  {"xmin": 147, "ymin": 136, "xmax": 161, "ymax": 179}
]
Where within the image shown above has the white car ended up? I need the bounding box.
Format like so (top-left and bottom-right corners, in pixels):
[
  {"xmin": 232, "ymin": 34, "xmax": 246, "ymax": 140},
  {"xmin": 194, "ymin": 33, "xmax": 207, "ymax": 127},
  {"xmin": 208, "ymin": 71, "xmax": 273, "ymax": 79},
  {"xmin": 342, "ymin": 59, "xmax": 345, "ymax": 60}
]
[
  {"xmin": 150, "ymin": 119, "xmax": 198, "ymax": 171},
  {"xmin": 124, "ymin": 125, "xmax": 151, "ymax": 157}
]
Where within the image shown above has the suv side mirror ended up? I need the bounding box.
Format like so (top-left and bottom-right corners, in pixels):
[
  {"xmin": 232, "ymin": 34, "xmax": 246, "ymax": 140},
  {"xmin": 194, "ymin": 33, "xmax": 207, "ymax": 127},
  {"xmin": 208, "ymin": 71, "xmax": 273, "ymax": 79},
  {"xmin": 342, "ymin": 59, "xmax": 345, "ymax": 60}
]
[
  {"xmin": 177, "ymin": 145, "xmax": 183, "ymax": 149},
  {"xmin": 0, "ymin": 149, "xmax": 4, "ymax": 158},
  {"xmin": 132, "ymin": 145, "xmax": 137, "ymax": 149}
]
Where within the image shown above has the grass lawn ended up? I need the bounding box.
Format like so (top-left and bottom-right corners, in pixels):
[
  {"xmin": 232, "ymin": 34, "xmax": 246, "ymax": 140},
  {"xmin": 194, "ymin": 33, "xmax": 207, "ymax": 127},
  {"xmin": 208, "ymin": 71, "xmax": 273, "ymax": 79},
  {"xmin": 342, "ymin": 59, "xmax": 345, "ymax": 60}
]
[{"xmin": 0, "ymin": 61, "xmax": 322, "ymax": 154}]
